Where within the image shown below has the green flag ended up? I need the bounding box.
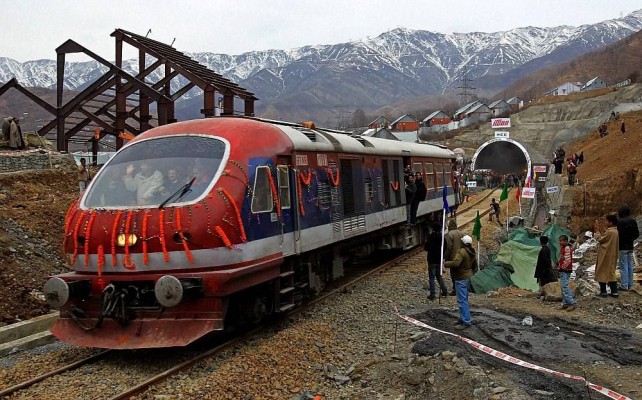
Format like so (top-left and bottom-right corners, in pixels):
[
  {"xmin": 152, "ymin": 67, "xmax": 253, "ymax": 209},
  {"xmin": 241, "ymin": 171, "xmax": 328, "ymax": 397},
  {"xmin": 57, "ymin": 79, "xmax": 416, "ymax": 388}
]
[
  {"xmin": 472, "ymin": 210, "xmax": 482, "ymax": 241},
  {"xmin": 499, "ymin": 181, "xmax": 509, "ymax": 202}
]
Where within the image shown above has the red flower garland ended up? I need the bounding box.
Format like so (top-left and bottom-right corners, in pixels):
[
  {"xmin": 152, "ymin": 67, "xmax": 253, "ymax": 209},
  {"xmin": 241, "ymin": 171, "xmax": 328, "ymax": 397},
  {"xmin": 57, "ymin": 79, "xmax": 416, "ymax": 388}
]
[
  {"xmin": 176, "ymin": 208, "xmax": 194, "ymax": 264},
  {"xmin": 96, "ymin": 244, "xmax": 105, "ymax": 290},
  {"xmin": 215, "ymin": 225, "xmax": 233, "ymax": 249},
  {"xmin": 159, "ymin": 209, "xmax": 169, "ymax": 262},
  {"xmin": 298, "ymin": 170, "xmax": 312, "ymax": 186},
  {"xmin": 83, "ymin": 211, "xmax": 97, "ymax": 268},
  {"xmin": 327, "ymin": 167, "xmax": 340, "ymax": 186},
  {"xmin": 267, "ymin": 168, "xmax": 281, "ymax": 218},
  {"xmin": 123, "ymin": 211, "xmax": 135, "ymax": 270},
  {"xmin": 110, "ymin": 210, "xmax": 122, "ymax": 267},
  {"xmin": 297, "ymin": 176, "xmax": 305, "ymax": 216},
  {"xmin": 62, "ymin": 200, "xmax": 79, "ymax": 250},
  {"xmin": 221, "ymin": 188, "xmax": 247, "ymax": 242},
  {"xmin": 71, "ymin": 211, "xmax": 87, "ymax": 265},
  {"xmin": 390, "ymin": 181, "xmax": 399, "ymax": 191},
  {"xmin": 142, "ymin": 210, "xmax": 150, "ymax": 265}
]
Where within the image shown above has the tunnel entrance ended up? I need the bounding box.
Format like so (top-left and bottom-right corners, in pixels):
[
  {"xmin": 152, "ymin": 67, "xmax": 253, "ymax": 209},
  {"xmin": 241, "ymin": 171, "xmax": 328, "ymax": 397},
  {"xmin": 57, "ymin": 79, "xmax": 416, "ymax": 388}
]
[{"xmin": 471, "ymin": 138, "xmax": 530, "ymax": 175}]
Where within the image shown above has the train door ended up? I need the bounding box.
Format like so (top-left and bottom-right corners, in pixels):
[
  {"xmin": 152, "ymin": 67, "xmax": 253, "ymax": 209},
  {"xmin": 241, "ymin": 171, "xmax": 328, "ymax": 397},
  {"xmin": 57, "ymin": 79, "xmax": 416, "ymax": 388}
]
[
  {"xmin": 339, "ymin": 157, "xmax": 366, "ymax": 236},
  {"xmin": 276, "ymin": 156, "xmax": 295, "ymax": 256}
]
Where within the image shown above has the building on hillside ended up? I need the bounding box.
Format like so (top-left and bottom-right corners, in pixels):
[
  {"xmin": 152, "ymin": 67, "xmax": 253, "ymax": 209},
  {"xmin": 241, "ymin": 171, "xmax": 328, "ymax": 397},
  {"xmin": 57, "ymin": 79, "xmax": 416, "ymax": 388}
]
[
  {"xmin": 582, "ymin": 76, "xmax": 606, "ymax": 91},
  {"xmin": 544, "ymin": 82, "xmax": 581, "ymax": 96},
  {"xmin": 361, "ymin": 127, "xmax": 398, "ymax": 140},
  {"xmin": 368, "ymin": 116, "xmax": 390, "ymax": 129},
  {"xmin": 422, "ymin": 110, "xmax": 451, "ymax": 127},
  {"xmin": 488, "ymin": 100, "xmax": 511, "ymax": 117},
  {"xmin": 506, "ymin": 97, "xmax": 524, "ymax": 111},
  {"xmin": 392, "ymin": 130, "xmax": 421, "ymax": 143},
  {"xmin": 453, "ymin": 101, "xmax": 481, "ymax": 121},
  {"xmin": 390, "ymin": 114, "xmax": 419, "ymax": 132},
  {"xmin": 461, "ymin": 103, "xmax": 492, "ymax": 120}
]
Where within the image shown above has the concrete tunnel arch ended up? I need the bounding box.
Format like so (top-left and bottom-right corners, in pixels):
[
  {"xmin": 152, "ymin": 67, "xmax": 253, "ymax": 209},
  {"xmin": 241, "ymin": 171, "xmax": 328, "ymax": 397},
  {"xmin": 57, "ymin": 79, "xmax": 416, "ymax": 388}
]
[{"xmin": 470, "ymin": 138, "xmax": 531, "ymax": 175}]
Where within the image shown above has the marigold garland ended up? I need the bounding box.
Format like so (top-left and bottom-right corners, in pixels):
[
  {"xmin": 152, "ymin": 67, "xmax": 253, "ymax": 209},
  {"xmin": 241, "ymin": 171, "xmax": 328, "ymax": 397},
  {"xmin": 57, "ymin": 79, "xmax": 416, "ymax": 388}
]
[
  {"xmin": 62, "ymin": 200, "xmax": 79, "ymax": 250},
  {"xmin": 327, "ymin": 167, "xmax": 340, "ymax": 186},
  {"xmin": 110, "ymin": 210, "xmax": 122, "ymax": 267},
  {"xmin": 83, "ymin": 211, "xmax": 97, "ymax": 268},
  {"xmin": 298, "ymin": 170, "xmax": 312, "ymax": 186},
  {"xmin": 267, "ymin": 168, "xmax": 281, "ymax": 218},
  {"xmin": 390, "ymin": 181, "xmax": 399, "ymax": 191},
  {"xmin": 142, "ymin": 210, "xmax": 150, "ymax": 265},
  {"xmin": 220, "ymin": 188, "xmax": 247, "ymax": 242},
  {"xmin": 97, "ymin": 245, "xmax": 105, "ymax": 271},
  {"xmin": 297, "ymin": 176, "xmax": 305, "ymax": 216},
  {"xmin": 175, "ymin": 208, "xmax": 194, "ymax": 264},
  {"xmin": 123, "ymin": 211, "xmax": 135, "ymax": 270},
  {"xmin": 71, "ymin": 211, "xmax": 87, "ymax": 265},
  {"xmin": 215, "ymin": 225, "xmax": 233, "ymax": 249},
  {"xmin": 159, "ymin": 209, "xmax": 169, "ymax": 262}
]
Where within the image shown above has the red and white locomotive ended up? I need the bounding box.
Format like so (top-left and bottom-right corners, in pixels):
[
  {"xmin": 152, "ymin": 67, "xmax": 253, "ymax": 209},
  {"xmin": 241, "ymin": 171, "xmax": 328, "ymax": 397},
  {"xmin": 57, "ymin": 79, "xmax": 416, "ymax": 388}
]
[{"xmin": 44, "ymin": 117, "xmax": 455, "ymax": 348}]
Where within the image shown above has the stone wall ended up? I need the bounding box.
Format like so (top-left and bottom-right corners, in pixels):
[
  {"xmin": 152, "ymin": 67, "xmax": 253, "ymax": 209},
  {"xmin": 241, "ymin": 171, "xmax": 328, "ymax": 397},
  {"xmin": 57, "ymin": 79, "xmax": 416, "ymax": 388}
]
[{"xmin": 0, "ymin": 150, "xmax": 75, "ymax": 173}]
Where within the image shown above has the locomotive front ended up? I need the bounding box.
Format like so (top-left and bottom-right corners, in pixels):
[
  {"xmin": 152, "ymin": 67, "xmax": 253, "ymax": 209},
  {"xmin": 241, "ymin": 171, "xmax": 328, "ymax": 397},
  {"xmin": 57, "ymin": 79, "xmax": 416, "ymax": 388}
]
[{"xmin": 42, "ymin": 123, "xmax": 271, "ymax": 348}]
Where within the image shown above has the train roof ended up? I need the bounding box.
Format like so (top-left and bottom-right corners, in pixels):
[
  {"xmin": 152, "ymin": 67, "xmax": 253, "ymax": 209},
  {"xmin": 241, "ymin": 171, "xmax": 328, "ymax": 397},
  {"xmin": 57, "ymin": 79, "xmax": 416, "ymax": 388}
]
[{"xmin": 265, "ymin": 120, "xmax": 455, "ymax": 159}]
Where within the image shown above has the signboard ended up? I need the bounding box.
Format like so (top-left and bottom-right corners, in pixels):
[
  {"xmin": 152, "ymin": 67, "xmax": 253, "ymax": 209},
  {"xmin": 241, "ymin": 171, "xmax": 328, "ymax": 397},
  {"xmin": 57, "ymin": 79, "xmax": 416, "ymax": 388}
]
[
  {"xmin": 494, "ymin": 131, "xmax": 509, "ymax": 138},
  {"xmin": 521, "ymin": 187, "xmax": 536, "ymax": 198},
  {"xmin": 538, "ymin": 176, "xmax": 547, "ymax": 182},
  {"xmin": 295, "ymin": 155, "xmax": 308, "ymax": 166},
  {"xmin": 533, "ymin": 165, "xmax": 547, "ymax": 173},
  {"xmin": 546, "ymin": 186, "xmax": 559, "ymax": 193},
  {"xmin": 466, "ymin": 181, "xmax": 477, "ymax": 188},
  {"xmin": 491, "ymin": 118, "xmax": 511, "ymax": 129}
]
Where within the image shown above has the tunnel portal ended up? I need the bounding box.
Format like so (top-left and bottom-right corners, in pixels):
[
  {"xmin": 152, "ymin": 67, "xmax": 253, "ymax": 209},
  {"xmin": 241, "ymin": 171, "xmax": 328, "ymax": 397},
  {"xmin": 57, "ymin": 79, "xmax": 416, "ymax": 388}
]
[{"xmin": 471, "ymin": 138, "xmax": 531, "ymax": 175}]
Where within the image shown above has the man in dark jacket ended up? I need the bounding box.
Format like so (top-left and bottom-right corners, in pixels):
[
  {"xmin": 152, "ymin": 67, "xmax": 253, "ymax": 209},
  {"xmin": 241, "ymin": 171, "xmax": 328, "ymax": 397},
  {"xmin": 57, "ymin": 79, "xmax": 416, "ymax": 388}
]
[
  {"xmin": 404, "ymin": 174, "xmax": 416, "ymax": 224},
  {"xmin": 617, "ymin": 204, "xmax": 640, "ymax": 290},
  {"xmin": 445, "ymin": 235, "xmax": 477, "ymax": 328},
  {"xmin": 424, "ymin": 222, "xmax": 448, "ymax": 300},
  {"xmin": 534, "ymin": 236, "xmax": 555, "ymax": 292},
  {"xmin": 410, "ymin": 172, "xmax": 427, "ymax": 225}
]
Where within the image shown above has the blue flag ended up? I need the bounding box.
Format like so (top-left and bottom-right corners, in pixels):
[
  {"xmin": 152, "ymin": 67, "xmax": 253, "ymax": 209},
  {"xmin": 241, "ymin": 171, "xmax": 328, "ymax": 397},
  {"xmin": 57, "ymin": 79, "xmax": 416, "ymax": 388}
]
[{"xmin": 442, "ymin": 185, "xmax": 450, "ymax": 213}]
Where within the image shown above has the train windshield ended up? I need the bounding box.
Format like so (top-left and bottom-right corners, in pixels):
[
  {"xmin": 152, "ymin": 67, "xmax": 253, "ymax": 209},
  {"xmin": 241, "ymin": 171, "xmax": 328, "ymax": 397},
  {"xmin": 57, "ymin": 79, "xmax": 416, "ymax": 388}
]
[{"xmin": 83, "ymin": 135, "xmax": 228, "ymax": 208}]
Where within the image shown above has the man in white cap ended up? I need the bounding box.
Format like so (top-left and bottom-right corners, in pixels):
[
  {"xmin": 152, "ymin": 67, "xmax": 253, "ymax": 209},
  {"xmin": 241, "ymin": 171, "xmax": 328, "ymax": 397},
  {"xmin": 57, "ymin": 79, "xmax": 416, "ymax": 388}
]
[{"xmin": 444, "ymin": 235, "xmax": 477, "ymax": 329}]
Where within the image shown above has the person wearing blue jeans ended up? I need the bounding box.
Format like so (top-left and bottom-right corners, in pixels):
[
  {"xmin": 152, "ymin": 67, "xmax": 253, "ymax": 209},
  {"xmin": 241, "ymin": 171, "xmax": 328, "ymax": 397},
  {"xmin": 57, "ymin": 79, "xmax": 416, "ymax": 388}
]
[
  {"xmin": 424, "ymin": 222, "xmax": 449, "ymax": 300},
  {"xmin": 617, "ymin": 205, "xmax": 639, "ymax": 290},
  {"xmin": 445, "ymin": 235, "xmax": 477, "ymax": 328},
  {"xmin": 558, "ymin": 235, "xmax": 577, "ymax": 311}
]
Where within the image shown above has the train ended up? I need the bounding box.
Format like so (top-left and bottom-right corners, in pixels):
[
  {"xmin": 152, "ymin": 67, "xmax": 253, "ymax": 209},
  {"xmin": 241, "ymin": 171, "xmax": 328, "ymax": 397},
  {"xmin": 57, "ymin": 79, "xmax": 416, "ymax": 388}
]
[{"xmin": 43, "ymin": 117, "xmax": 455, "ymax": 349}]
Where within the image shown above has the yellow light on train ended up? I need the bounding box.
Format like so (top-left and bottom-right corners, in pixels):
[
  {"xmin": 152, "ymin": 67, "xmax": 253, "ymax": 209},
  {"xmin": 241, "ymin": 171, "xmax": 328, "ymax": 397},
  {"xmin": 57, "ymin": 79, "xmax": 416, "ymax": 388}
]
[{"xmin": 116, "ymin": 233, "xmax": 138, "ymax": 247}]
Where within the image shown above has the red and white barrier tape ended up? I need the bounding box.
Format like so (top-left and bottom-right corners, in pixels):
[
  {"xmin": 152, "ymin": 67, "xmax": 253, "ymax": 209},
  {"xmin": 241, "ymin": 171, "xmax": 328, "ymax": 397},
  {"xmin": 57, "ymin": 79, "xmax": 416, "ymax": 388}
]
[{"xmin": 394, "ymin": 308, "xmax": 632, "ymax": 400}]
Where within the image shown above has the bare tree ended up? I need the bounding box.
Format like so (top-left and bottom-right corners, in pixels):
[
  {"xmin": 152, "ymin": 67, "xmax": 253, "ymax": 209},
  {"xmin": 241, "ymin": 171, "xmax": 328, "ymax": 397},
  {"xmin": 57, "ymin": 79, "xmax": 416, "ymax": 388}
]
[{"xmin": 351, "ymin": 109, "xmax": 367, "ymax": 128}]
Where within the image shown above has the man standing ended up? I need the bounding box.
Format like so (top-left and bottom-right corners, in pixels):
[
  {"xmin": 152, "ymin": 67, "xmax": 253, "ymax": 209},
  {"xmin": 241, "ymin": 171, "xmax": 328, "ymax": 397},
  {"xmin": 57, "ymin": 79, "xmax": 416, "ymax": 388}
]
[
  {"xmin": 404, "ymin": 174, "xmax": 416, "ymax": 224},
  {"xmin": 489, "ymin": 198, "xmax": 502, "ymax": 226},
  {"xmin": 617, "ymin": 205, "xmax": 639, "ymax": 291},
  {"xmin": 558, "ymin": 235, "xmax": 577, "ymax": 311},
  {"xmin": 410, "ymin": 171, "xmax": 426, "ymax": 225},
  {"xmin": 77, "ymin": 158, "xmax": 90, "ymax": 193},
  {"xmin": 124, "ymin": 161, "xmax": 164, "ymax": 205},
  {"xmin": 534, "ymin": 236, "xmax": 555, "ymax": 293},
  {"xmin": 445, "ymin": 218, "xmax": 463, "ymax": 296},
  {"xmin": 444, "ymin": 235, "xmax": 477, "ymax": 328},
  {"xmin": 594, "ymin": 214, "xmax": 620, "ymax": 298},
  {"xmin": 424, "ymin": 222, "xmax": 448, "ymax": 300}
]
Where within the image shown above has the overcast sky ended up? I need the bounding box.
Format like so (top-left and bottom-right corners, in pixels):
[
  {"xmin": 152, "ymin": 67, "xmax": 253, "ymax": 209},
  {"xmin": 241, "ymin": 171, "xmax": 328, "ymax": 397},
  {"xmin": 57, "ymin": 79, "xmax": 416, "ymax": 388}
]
[{"xmin": 1, "ymin": 0, "xmax": 641, "ymax": 62}]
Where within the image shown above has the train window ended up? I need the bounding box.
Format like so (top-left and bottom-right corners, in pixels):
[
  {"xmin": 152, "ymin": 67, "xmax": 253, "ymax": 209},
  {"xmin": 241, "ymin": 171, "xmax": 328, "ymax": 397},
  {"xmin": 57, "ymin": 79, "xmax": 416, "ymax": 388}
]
[
  {"xmin": 425, "ymin": 162, "xmax": 435, "ymax": 191},
  {"xmin": 444, "ymin": 163, "xmax": 452, "ymax": 187},
  {"xmin": 251, "ymin": 166, "xmax": 274, "ymax": 213},
  {"xmin": 277, "ymin": 165, "xmax": 291, "ymax": 209},
  {"xmin": 412, "ymin": 162, "xmax": 423, "ymax": 176},
  {"xmin": 82, "ymin": 135, "xmax": 227, "ymax": 209},
  {"xmin": 435, "ymin": 163, "xmax": 444, "ymax": 189},
  {"xmin": 364, "ymin": 178, "xmax": 373, "ymax": 204}
]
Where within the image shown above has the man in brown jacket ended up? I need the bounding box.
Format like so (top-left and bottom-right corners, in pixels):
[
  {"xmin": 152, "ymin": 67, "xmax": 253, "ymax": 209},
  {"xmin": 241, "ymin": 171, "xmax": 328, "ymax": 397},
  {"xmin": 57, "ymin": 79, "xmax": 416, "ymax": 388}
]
[
  {"xmin": 594, "ymin": 214, "xmax": 619, "ymax": 298},
  {"xmin": 445, "ymin": 235, "xmax": 477, "ymax": 329},
  {"xmin": 444, "ymin": 218, "xmax": 463, "ymax": 295}
]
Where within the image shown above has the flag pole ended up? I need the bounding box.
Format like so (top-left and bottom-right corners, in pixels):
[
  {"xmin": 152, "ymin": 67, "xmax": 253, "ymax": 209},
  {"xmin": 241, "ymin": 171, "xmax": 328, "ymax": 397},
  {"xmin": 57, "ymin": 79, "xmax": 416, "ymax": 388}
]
[{"xmin": 439, "ymin": 208, "xmax": 446, "ymax": 276}]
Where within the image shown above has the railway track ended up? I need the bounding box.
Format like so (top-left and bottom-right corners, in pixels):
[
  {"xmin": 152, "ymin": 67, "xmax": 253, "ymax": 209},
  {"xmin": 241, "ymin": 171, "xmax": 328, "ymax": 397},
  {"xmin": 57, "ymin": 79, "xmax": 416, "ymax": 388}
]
[{"xmin": 0, "ymin": 247, "xmax": 423, "ymax": 400}]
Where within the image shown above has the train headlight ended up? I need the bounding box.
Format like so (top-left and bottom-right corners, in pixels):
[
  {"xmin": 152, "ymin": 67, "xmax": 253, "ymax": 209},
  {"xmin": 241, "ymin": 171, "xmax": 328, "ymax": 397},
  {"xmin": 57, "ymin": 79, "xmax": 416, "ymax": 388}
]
[
  {"xmin": 155, "ymin": 275, "xmax": 184, "ymax": 307},
  {"xmin": 43, "ymin": 277, "xmax": 70, "ymax": 308},
  {"xmin": 116, "ymin": 233, "xmax": 138, "ymax": 247}
]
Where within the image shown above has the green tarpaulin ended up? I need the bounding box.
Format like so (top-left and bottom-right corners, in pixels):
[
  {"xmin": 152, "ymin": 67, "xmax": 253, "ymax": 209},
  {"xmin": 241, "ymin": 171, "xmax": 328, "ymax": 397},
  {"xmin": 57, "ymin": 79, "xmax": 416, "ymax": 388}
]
[{"xmin": 471, "ymin": 225, "xmax": 572, "ymax": 294}]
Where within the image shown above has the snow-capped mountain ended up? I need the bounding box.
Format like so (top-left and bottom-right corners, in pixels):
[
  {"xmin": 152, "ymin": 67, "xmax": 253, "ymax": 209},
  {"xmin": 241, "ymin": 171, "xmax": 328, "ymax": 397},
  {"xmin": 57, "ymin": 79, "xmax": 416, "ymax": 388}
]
[{"xmin": 2, "ymin": 9, "xmax": 641, "ymax": 122}]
